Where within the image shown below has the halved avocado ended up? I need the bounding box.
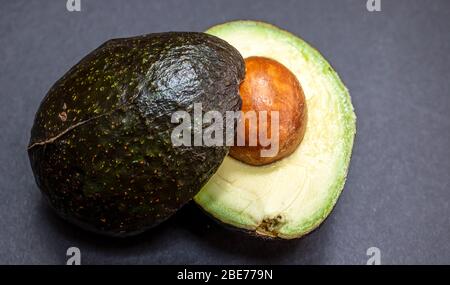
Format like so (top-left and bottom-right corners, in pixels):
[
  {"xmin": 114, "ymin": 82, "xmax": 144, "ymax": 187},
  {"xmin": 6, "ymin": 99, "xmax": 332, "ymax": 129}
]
[
  {"xmin": 28, "ymin": 32, "xmax": 245, "ymax": 236},
  {"xmin": 194, "ymin": 21, "xmax": 356, "ymax": 239}
]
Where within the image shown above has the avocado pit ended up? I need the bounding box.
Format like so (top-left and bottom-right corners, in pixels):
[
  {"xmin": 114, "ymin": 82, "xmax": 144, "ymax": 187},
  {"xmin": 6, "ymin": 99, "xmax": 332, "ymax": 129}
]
[{"xmin": 230, "ymin": 56, "xmax": 308, "ymax": 166}]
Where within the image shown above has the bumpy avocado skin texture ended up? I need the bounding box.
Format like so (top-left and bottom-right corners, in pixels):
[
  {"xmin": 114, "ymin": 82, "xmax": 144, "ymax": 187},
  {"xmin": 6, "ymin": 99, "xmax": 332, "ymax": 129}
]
[{"xmin": 28, "ymin": 32, "xmax": 245, "ymax": 236}]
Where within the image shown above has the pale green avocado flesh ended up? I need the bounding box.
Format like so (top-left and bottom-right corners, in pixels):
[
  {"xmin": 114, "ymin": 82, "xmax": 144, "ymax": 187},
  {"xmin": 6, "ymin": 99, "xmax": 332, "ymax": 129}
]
[{"xmin": 194, "ymin": 21, "xmax": 356, "ymax": 239}]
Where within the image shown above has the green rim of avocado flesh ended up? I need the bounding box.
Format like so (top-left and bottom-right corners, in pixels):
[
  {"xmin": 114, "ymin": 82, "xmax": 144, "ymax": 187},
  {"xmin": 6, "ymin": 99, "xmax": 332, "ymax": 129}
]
[{"xmin": 194, "ymin": 21, "xmax": 356, "ymax": 239}]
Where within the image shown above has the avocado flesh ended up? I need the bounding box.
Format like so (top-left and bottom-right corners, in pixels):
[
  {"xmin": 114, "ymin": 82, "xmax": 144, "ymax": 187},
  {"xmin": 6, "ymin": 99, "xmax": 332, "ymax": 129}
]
[
  {"xmin": 28, "ymin": 32, "xmax": 245, "ymax": 236},
  {"xmin": 194, "ymin": 21, "xmax": 356, "ymax": 239}
]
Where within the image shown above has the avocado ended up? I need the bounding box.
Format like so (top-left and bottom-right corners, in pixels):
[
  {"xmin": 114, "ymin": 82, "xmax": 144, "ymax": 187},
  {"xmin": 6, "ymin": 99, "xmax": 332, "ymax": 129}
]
[
  {"xmin": 194, "ymin": 21, "xmax": 356, "ymax": 239},
  {"xmin": 28, "ymin": 32, "xmax": 245, "ymax": 236}
]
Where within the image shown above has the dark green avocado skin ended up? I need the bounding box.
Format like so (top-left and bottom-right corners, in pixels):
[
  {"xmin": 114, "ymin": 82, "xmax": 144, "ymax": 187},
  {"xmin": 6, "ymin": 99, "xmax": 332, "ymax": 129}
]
[{"xmin": 28, "ymin": 32, "xmax": 245, "ymax": 236}]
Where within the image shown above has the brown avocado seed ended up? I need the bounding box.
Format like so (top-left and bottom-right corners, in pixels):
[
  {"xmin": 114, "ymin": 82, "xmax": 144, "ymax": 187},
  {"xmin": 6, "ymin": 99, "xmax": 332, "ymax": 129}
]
[{"xmin": 230, "ymin": 56, "xmax": 307, "ymax": 166}]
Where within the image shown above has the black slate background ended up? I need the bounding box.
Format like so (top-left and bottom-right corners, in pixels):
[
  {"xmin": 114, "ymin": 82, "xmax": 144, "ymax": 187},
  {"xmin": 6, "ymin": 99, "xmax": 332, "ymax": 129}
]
[{"xmin": 0, "ymin": 0, "xmax": 449, "ymax": 264}]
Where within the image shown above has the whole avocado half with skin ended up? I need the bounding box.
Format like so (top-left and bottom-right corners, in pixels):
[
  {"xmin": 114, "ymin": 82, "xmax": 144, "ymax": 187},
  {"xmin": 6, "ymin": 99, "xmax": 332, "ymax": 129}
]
[
  {"xmin": 194, "ymin": 21, "xmax": 356, "ymax": 239},
  {"xmin": 28, "ymin": 32, "xmax": 245, "ymax": 236}
]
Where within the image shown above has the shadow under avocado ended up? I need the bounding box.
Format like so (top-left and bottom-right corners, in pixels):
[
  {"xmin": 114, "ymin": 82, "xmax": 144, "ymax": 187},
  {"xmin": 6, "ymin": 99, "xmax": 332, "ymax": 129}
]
[
  {"xmin": 37, "ymin": 197, "xmax": 173, "ymax": 247},
  {"xmin": 172, "ymin": 203, "xmax": 318, "ymax": 263},
  {"xmin": 35, "ymin": 194, "xmax": 331, "ymax": 264}
]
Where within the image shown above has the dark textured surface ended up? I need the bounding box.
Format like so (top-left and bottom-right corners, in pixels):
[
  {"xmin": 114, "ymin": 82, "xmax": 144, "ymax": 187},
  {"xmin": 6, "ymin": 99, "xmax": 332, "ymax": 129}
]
[
  {"xmin": 0, "ymin": 0, "xmax": 449, "ymax": 264},
  {"xmin": 28, "ymin": 32, "xmax": 244, "ymax": 236}
]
